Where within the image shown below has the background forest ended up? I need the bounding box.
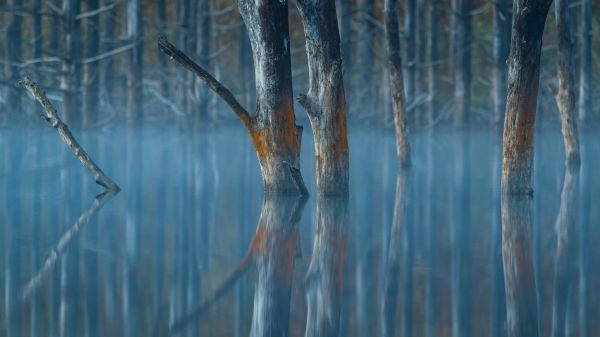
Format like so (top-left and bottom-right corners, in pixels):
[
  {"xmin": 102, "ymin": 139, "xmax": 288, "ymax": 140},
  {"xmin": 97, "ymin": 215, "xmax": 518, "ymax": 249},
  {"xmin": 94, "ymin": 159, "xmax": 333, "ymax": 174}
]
[{"xmin": 1, "ymin": 0, "xmax": 598, "ymax": 129}]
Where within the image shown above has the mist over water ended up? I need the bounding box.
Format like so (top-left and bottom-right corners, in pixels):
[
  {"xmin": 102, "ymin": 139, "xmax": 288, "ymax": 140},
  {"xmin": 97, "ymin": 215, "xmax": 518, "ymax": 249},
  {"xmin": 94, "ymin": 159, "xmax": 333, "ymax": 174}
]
[{"xmin": 1, "ymin": 124, "xmax": 598, "ymax": 336}]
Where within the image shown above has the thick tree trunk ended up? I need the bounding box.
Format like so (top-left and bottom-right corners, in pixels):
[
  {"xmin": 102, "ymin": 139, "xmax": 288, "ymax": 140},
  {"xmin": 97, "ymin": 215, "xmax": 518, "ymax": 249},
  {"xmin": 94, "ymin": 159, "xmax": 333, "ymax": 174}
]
[
  {"xmin": 578, "ymin": 0, "xmax": 592, "ymax": 122},
  {"xmin": 83, "ymin": 0, "xmax": 100, "ymax": 128},
  {"xmin": 451, "ymin": 0, "xmax": 472, "ymax": 126},
  {"xmin": 555, "ymin": 0, "xmax": 580, "ymax": 165},
  {"xmin": 492, "ymin": 0, "xmax": 512, "ymax": 127},
  {"xmin": 384, "ymin": 0, "xmax": 411, "ymax": 167},
  {"xmin": 239, "ymin": 22, "xmax": 254, "ymax": 111},
  {"xmin": 296, "ymin": 0, "xmax": 350, "ymax": 195},
  {"xmin": 249, "ymin": 195, "xmax": 306, "ymax": 337},
  {"xmin": 159, "ymin": 0, "xmax": 308, "ymax": 195},
  {"xmin": 62, "ymin": 0, "xmax": 82, "ymax": 124},
  {"xmin": 501, "ymin": 0, "xmax": 552, "ymax": 195},
  {"xmin": 304, "ymin": 196, "xmax": 348, "ymax": 337},
  {"xmin": 427, "ymin": 0, "xmax": 438, "ymax": 124},
  {"xmin": 502, "ymin": 195, "xmax": 539, "ymax": 337},
  {"xmin": 127, "ymin": 0, "xmax": 143, "ymax": 124}
]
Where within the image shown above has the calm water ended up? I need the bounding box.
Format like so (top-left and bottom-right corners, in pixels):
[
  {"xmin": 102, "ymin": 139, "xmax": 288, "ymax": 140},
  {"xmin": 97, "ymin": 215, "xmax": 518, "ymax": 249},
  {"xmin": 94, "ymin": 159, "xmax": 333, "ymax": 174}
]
[{"xmin": 1, "ymin": 125, "xmax": 598, "ymax": 337}]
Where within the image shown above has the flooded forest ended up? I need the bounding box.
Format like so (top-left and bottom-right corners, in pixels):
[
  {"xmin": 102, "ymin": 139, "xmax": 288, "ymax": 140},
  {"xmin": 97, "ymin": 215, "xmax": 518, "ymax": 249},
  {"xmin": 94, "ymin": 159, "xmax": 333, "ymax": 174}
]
[{"xmin": 1, "ymin": 0, "xmax": 599, "ymax": 336}]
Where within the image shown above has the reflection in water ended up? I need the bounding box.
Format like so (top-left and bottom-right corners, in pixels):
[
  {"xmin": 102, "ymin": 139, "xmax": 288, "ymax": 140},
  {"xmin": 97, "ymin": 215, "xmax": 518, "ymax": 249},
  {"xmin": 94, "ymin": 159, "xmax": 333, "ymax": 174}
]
[
  {"xmin": 502, "ymin": 194, "xmax": 539, "ymax": 337},
  {"xmin": 1, "ymin": 127, "xmax": 599, "ymax": 337},
  {"xmin": 304, "ymin": 196, "xmax": 348, "ymax": 337}
]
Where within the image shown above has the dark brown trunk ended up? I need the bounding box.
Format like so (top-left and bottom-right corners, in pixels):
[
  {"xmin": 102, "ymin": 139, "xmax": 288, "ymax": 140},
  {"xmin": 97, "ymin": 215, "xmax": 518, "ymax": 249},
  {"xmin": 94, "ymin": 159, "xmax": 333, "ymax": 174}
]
[
  {"xmin": 501, "ymin": 195, "xmax": 539, "ymax": 337},
  {"xmin": 384, "ymin": 0, "xmax": 411, "ymax": 167},
  {"xmin": 501, "ymin": 0, "xmax": 552, "ymax": 195},
  {"xmin": 304, "ymin": 195, "xmax": 348, "ymax": 337},
  {"xmin": 296, "ymin": 0, "xmax": 349, "ymax": 194},
  {"xmin": 555, "ymin": 0, "xmax": 580, "ymax": 166}
]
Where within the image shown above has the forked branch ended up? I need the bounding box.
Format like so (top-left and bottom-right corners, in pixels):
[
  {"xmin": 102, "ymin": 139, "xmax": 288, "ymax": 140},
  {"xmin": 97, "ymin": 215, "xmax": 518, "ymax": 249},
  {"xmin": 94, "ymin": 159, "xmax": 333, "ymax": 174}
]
[
  {"xmin": 19, "ymin": 76, "xmax": 120, "ymax": 192},
  {"xmin": 157, "ymin": 36, "xmax": 252, "ymax": 128}
]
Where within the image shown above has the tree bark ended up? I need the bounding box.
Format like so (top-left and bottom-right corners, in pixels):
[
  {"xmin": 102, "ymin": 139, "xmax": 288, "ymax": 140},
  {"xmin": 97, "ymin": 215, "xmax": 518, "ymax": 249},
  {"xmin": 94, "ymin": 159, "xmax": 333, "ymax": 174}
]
[
  {"xmin": 296, "ymin": 0, "xmax": 350, "ymax": 195},
  {"xmin": 384, "ymin": 0, "xmax": 411, "ymax": 167},
  {"xmin": 159, "ymin": 0, "xmax": 308, "ymax": 195},
  {"xmin": 501, "ymin": 0, "xmax": 552, "ymax": 195},
  {"xmin": 83, "ymin": 0, "xmax": 100, "ymax": 128},
  {"xmin": 578, "ymin": 0, "xmax": 592, "ymax": 122},
  {"xmin": 451, "ymin": 0, "xmax": 472, "ymax": 126},
  {"xmin": 502, "ymin": 195, "xmax": 539, "ymax": 337},
  {"xmin": 127, "ymin": 0, "xmax": 143, "ymax": 124},
  {"xmin": 555, "ymin": 0, "xmax": 580, "ymax": 166},
  {"xmin": 304, "ymin": 196, "xmax": 348, "ymax": 337},
  {"xmin": 492, "ymin": 0, "xmax": 512, "ymax": 127}
]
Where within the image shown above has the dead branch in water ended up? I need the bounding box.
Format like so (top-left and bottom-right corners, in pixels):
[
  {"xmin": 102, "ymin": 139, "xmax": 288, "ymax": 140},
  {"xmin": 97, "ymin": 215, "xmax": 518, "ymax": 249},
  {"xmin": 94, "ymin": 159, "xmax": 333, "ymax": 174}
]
[
  {"xmin": 19, "ymin": 76, "xmax": 120, "ymax": 192},
  {"xmin": 21, "ymin": 190, "xmax": 117, "ymax": 299}
]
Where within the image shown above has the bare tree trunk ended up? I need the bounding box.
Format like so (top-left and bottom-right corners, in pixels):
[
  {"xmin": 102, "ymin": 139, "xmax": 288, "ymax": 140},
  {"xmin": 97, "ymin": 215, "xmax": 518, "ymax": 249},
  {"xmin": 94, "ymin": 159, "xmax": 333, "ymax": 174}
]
[
  {"xmin": 578, "ymin": 0, "xmax": 592, "ymax": 122},
  {"xmin": 4, "ymin": 0, "xmax": 23, "ymax": 116},
  {"xmin": 358, "ymin": 0, "xmax": 375, "ymax": 111},
  {"xmin": 101, "ymin": 0, "xmax": 117, "ymax": 104},
  {"xmin": 296, "ymin": 0, "xmax": 349, "ymax": 194},
  {"xmin": 33, "ymin": 0, "xmax": 43, "ymax": 68},
  {"xmin": 157, "ymin": 0, "xmax": 169, "ymax": 100},
  {"xmin": 337, "ymin": 0, "xmax": 352, "ymax": 103},
  {"xmin": 384, "ymin": 0, "xmax": 411, "ymax": 167},
  {"xmin": 492, "ymin": 0, "xmax": 512, "ymax": 127},
  {"xmin": 501, "ymin": 0, "xmax": 552, "ymax": 195},
  {"xmin": 416, "ymin": 0, "xmax": 426, "ymax": 122},
  {"xmin": 427, "ymin": 0, "xmax": 438, "ymax": 124},
  {"xmin": 62, "ymin": 0, "xmax": 82, "ymax": 125},
  {"xmin": 451, "ymin": 0, "xmax": 471, "ymax": 126},
  {"xmin": 159, "ymin": 0, "xmax": 308, "ymax": 194},
  {"xmin": 127, "ymin": 0, "xmax": 143, "ymax": 124},
  {"xmin": 555, "ymin": 0, "xmax": 581, "ymax": 166},
  {"xmin": 83, "ymin": 0, "xmax": 100, "ymax": 128},
  {"xmin": 502, "ymin": 195, "xmax": 539, "ymax": 337},
  {"xmin": 198, "ymin": 0, "xmax": 213, "ymax": 118},
  {"xmin": 304, "ymin": 196, "xmax": 348, "ymax": 337}
]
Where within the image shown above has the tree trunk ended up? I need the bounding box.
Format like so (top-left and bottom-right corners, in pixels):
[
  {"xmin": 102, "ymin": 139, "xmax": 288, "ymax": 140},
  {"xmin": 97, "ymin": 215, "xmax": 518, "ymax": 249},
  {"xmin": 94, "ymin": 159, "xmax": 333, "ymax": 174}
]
[
  {"xmin": 198, "ymin": 0, "xmax": 213, "ymax": 117},
  {"xmin": 249, "ymin": 195, "xmax": 306, "ymax": 337},
  {"xmin": 555, "ymin": 0, "xmax": 580, "ymax": 166},
  {"xmin": 427, "ymin": 0, "xmax": 438, "ymax": 125},
  {"xmin": 338, "ymin": 0, "xmax": 352, "ymax": 104},
  {"xmin": 127, "ymin": 0, "xmax": 143, "ymax": 124},
  {"xmin": 501, "ymin": 0, "xmax": 552, "ymax": 195},
  {"xmin": 157, "ymin": 0, "xmax": 169, "ymax": 100},
  {"xmin": 578, "ymin": 0, "xmax": 592, "ymax": 122},
  {"xmin": 83, "ymin": 0, "xmax": 100, "ymax": 128},
  {"xmin": 62, "ymin": 0, "xmax": 82, "ymax": 125},
  {"xmin": 33, "ymin": 0, "xmax": 43, "ymax": 69},
  {"xmin": 296, "ymin": 0, "xmax": 350, "ymax": 195},
  {"xmin": 101, "ymin": 0, "xmax": 117, "ymax": 104},
  {"xmin": 416, "ymin": 0, "xmax": 426, "ymax": 122},
  {"xmin": 502, "ymin": 195, "xmax": 539, "ymax": 337},
  {"xmin": 358, "ymin": 0, "xmax": 375, "ymax": 110},
  {"xmin": 405, "ymin": 0, "xmax": 416, "ymax": 107},
  {"xmin": 304, "ymin": 196, "xmax": 348, "ymax": 337},
  {"xmin": 4, "ymin": 0, "xmax": 23, "ymax": 116},
  {"xmin": 451, "ymin": 0, "xmax": 471, "ymax": 126},
  {"xmin": 492, "ymin": 0, "xmax": 512, "ymax": 127},
  {"xmin": 384, "ymin": 0, "xmax": 411, "ymax": 167}
]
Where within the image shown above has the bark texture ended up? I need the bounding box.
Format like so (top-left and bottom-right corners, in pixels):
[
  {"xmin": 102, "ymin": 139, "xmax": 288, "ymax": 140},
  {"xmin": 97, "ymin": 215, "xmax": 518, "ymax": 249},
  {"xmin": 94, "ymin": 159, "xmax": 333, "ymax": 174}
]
[
  {"xmin": 296, "ymin": 0, "xmax": 350, "ymax": 194},
  {"xmin": 501, "ymin": 0, "xmax": 552, "ymax": 195},
  {"xmin": 159, "ymin": 0, "xmax": 308, "ymax": 195},
  {"xmin": 304, "ymin": 196, "xmax": 348, "ymax": 337},
  {"xmin": 502, "ymin": 195, "xmax": 539, "ymax": 337},
  {"xmin": 384, "ymin": 0, "xmax": 411, "ymax": 167},
  {"xmin": 555, "ymin": 0, "xmax": 580, "ymax": 166}
]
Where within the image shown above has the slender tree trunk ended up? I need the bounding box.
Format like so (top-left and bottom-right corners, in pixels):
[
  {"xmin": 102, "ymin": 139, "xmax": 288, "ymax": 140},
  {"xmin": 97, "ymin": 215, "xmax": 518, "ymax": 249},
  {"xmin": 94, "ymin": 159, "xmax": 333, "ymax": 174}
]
[
  {"xmin": 358, "ymin": 0, "xmax": 375, "ymax": 110},
  {"xmin": 492, "ymin": 0, "xmax": 512, "ymax": 127},
  {"xmin": 452, "ymin": 0, "xmax": 471, "ymax": 126},
  {"xmin": 157, "ymin": 0, "xmax": 169, "ymax": 100},
  {"xmin": 555, "ymin": 0, "xmax": 581, "ymax": 165},
  {"xmin": 83, "ymin": 0, "xmax": 100, "ymax": 128},
  {"xmin": 304, "ymin": 196, "xmax": 348, "ymax": 337},
  {"xmin": 62, "ymin": 0, "xmax": 82, "ymax": 125},
  {"xmin": 33, "ymin": 0, "xmax": 43, "ymax": 68},
  {"xmin": 427, "ymin": 0, "xmax": 438, "ymax": 125},
  {"xmin": 101, "ymin": 0, "xmax": 117, "ymax": 104},
  {"xmin": 384, "ymin": 0, "xmax": 411, "ymax": 166},
  {"xmin": 502, "ymin": 195, "xmax": 539, "ymax": 337},
  {"xmin": 578, "ymin": 0, "xmax": 592, "ymax": 122},
  {"xmin": 127, "ymin": 0, "xmax": 143, "ymax": 124},
  {"xmin": 501, "ymin": 0, "xmax": 552, "ymax": 195},
  {"xmin": 416, "ymin": 0, "xmax": 426, "ymax": 122},
  {"xmin": 5, "ymin": 0, "xmax": 23, "ymax": 116},
  {"xmin": 198, "ymin": 0, "xmax": 213, "ymax": 118},
  {"xmin": 405, "ymin": 0, "xmax": 416, "ymax": 107},
  {"xmin": 296, "ymin": 0, "xmax": 350, "ymax": 194}
]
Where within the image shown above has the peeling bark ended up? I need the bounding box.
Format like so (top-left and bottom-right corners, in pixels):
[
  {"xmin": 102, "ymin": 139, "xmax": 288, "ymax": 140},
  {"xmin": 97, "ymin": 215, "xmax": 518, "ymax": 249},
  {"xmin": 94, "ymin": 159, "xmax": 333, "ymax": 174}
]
[
  {"xmin": 555, "ymin": 0, "xmax": 580, "ymax": 166},
  {"xmin": 502, "ymin": 194, "xmax": 539, "ymax": 337},
  {"xmin": 296, "ymin": 0, "xmax": 349, "ymax": 194},
  {"xmin": 501, "ymin": 0, "xmax": 552, "ymax": 195},
  {"xmin": 384, "ymin": 0, "xmax": 411, "ymax": 167}
]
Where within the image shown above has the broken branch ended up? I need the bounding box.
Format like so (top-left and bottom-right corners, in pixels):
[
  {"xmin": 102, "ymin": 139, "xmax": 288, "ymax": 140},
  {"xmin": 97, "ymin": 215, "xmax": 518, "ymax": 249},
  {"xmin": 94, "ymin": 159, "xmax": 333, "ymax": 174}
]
[{"xmin": 19, "ymin": 76, "xmax": 120, "ymax": 192}]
